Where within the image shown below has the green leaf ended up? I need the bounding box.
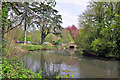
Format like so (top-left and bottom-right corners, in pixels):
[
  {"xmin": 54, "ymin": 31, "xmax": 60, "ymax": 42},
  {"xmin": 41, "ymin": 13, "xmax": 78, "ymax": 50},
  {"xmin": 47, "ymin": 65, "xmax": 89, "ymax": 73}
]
[
  {"xmin": 72, "ymin": 75, "xmax": 74, "ymax": 78},
  {"xmin": 56, "ymin": 75, "xmax": 60, "ymax": 79},
  {"xmin": 66, "ymin": 74, "xmax": 70, "ymax": 78}
]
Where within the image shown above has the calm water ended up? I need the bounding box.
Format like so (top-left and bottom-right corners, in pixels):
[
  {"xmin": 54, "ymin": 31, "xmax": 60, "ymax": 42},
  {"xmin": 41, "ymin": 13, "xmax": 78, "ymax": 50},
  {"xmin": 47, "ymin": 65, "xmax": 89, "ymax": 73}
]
[{"xmin": 22, "ymin": 49, "xmax": 118, "ymax": 78}]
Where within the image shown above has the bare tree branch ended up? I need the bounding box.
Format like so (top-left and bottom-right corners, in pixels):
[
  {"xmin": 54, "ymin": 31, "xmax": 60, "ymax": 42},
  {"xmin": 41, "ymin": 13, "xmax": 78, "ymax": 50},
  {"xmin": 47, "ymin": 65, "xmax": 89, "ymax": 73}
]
[{"xmin": 5, "ymin": 18, "xmax": 24, "ymax": 34}]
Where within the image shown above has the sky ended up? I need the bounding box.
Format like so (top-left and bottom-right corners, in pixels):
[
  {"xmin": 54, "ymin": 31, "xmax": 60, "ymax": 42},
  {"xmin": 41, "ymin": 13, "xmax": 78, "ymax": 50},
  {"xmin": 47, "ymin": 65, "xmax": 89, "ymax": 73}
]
[{"xmin": 55, "ymin": 0, "xmax": 90, "ymax": 28}]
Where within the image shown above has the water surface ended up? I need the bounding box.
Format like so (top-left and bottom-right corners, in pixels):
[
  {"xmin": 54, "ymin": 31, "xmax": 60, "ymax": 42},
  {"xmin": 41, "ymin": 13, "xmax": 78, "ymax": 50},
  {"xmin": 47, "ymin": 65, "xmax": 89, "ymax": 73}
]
[{"xmin": 22, "ymin": 50, "xmax": 118, "ymax": 78}]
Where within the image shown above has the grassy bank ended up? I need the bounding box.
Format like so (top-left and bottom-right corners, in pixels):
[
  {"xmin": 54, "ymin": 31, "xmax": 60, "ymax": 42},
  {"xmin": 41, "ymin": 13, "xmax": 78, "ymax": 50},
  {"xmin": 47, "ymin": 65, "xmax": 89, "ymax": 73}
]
[{"xmin": 20, "ymin": 44, "xmax": 56, "ymax": 51}]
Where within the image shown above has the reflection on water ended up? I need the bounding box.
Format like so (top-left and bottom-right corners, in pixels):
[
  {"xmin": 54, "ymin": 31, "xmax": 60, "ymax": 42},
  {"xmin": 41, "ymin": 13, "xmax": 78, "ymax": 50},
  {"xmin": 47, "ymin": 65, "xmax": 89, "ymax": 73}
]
[{"xmin": 22, "ymin": 50, "xmax": 118, "ymax": 78}]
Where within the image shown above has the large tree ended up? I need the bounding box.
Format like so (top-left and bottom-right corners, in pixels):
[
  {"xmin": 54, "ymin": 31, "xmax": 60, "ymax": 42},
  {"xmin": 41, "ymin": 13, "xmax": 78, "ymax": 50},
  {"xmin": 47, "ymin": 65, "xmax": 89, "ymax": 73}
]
[
  {"xmin": 78, "ymin": 1, "xmax": 120, "ymax": 58},
  {"xmin": 7, "ymin": 2, "xmax": 36, "ymax": 45},
  {"xmin": 31, "ymin": 1, "xmax": 62, "ymax": 44},
  {"xmin": 3, "ymin": 0, "xmax": 62, "ymax": 45},
  {"xmin": 66, "ymin": 25, "xmax": 79, "ymax": 40}
]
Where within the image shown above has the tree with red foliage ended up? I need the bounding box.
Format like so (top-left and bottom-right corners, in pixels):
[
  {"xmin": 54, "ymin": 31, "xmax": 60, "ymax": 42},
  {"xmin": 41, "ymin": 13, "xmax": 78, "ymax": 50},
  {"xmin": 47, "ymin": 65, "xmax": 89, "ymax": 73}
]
[{"xmin": 66, "ymin": 25, "xmax": 79, "ymax": 40}]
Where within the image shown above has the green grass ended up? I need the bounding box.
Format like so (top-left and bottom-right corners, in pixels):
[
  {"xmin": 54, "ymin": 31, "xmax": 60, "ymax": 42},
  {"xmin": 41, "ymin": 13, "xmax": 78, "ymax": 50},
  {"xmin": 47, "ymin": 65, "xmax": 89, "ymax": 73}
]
[{"xmin": 21, "ymin": 44, "xmax": 56, "ymax": 51}]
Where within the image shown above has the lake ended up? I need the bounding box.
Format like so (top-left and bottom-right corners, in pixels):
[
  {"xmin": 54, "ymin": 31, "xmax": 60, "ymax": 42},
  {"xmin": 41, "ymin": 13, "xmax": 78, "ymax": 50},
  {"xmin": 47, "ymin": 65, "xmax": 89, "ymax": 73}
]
[{"xmin": 22, "ymin": 49, "xmax": 119, "ymax": 78}]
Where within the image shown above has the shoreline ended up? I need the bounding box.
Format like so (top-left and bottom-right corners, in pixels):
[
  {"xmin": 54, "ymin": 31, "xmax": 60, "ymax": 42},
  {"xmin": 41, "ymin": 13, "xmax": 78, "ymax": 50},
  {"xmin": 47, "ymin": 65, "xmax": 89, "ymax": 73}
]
[{"xmin": 82, "ymin": 53, "xmax": 120, "ymax": 61}]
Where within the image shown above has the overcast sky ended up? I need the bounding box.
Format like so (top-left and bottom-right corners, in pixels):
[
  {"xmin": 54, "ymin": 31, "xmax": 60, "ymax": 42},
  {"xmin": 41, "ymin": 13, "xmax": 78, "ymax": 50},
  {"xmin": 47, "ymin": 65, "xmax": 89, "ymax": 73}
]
[{"xmin": 55, "ymin": 0, "xmax": 90, "ymax": 28}]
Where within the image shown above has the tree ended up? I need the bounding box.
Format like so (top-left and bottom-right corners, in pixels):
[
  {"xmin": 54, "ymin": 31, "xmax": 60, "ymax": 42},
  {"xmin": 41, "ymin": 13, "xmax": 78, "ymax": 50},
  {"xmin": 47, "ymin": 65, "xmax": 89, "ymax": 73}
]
[
  {"xmin": 1, "ymin": 2, "xmax": 11, "ymax": 49},
  {"xmin": 4, "ymin": 2, "xmax": 39, "ymax": 45},
  {"xmin": 28, "ymin": 30, "xmax": 41, "ymax": 44},
  {"xmin": 2, "ymin": 2, "xmax": 10, "ymax": 39},
  {"xmin": 4, "ymin": 27, "xmax": 24, "ymax": 42},
  {"xmin": 3, "ymin": 2, "xmax": 23, "ymax": 34},
  {"xmin": 78, "ymin": 1, "xmax": 120, "ymax": 58},
  {"xmin": 2, "ymin": 1, "xmax": 63, "ymax": 45},
  {"xmin": 31, "ymin": 1, "xmax": 62, "ymax": 44},
  {"xmin": 45, "ymin": 33, "xmax": 58, "ymax": 43},
  {"xmin": 66, "ymin": 25, "xmax": 79, "ymax": 40},
  {"xmin": 61, "ymin": 29, "xmax": 73, "ymax": 43},
  {"xmin": 9, "ymin": 2, "xmax": 34, "ymax": 45}
]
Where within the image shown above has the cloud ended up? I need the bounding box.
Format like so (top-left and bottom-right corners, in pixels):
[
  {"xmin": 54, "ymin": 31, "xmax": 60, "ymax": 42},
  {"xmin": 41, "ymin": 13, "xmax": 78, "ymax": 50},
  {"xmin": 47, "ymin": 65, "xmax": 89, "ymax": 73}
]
[
  {"xmin": 56, "ymin": 0, "xmax": 89, "ymax": 6},
  {"xmin": 55, "ymin": 0, "xmax": 90, "ymax": 28},
  {"xmin": 58, "ymin": 10, "xmax": 78, "ymax": 28},
  {"xmin": 60, "ymin": 11, "xmax": 78, "ymax": 27},
  {"xmin": 73, "ymin": 0, "xmax": 89, "ymax": 6}
]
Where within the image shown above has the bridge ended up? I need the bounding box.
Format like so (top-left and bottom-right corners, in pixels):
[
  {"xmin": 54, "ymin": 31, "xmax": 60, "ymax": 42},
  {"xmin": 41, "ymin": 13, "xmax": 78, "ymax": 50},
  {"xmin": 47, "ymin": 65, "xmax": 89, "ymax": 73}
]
[
  {"xmin": 61, "ymin": 43, "xmax": 77, "ymax": 49},
  {"xmin": 69, "ymin": 44, "xmax": 77, "ymax": 49}
]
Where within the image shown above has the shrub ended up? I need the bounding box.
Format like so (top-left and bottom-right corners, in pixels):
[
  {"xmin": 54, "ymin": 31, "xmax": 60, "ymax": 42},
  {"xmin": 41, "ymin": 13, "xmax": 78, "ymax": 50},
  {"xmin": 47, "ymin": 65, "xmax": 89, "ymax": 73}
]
[
  {"xmin": 56, "ymin": 70, "xmax": 74, "ymax": 79},
  {"xmin": 2, "ymin": 58, "xmax": 42, "ymax": 78}
]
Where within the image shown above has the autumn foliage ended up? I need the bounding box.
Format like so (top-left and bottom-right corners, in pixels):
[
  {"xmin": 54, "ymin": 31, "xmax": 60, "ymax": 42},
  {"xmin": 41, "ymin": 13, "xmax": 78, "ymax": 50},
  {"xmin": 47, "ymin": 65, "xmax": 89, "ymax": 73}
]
[{"xmin": 66, "ymin": 25, "xmax": 79, "ymax": 40}]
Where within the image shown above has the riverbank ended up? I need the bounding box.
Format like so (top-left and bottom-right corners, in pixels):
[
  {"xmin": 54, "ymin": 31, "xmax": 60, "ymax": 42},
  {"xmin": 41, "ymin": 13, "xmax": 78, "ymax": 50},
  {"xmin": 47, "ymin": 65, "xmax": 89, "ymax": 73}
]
[
  {"xmin": 2, "ymin": 42, "xmax": 119, "ymax": 78},
  {"xmin": 5, "ymin": 42, "xmax": 120, "ymax": 61},
  {"xmin": 2, "ymin": 42, "xmax": 43, "ymax": 78},
  {"xmin": 82, "ymin": 50, "xmax": 120, "ymax": 61},
  {"xmin": 20, "ymin": 44, "xmax": 56, "ymax": 51},
  {"xmin": 2, "ymin": 42, "xmax": 72, "ymax": 78},
  {"xmin": 19, "ymin": 43, "xmax": 120, "ymax": 61}
]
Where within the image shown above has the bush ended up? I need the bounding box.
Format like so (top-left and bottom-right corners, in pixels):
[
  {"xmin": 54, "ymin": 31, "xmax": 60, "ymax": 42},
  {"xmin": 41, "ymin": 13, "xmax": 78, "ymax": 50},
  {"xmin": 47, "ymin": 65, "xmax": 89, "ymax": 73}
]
[
  {"xmin": 53, "ymin": 39, "xmax": 62, "ymax": 45},
  {"xmin": 2, "ymin": 48, "xmax": 9, "ymax": 54},
  {"xmin": 2, "ymin": 58, "xmax": 42, "ymax": 78},
  {"xmin": 56, "ymin": 70, "xmax": 74, "ymax": 79}
]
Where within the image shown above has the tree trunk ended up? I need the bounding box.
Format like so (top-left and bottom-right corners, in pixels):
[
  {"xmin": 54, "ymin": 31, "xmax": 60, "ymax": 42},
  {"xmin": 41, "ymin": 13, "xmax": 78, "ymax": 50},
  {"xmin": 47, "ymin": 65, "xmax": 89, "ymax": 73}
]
[
  {"xmin": 41, "ymin": 37, "xmax": 45, "ymax": 44},
  {"xmin": 2, "ymin": 25, "xmax": 4, "ymax": 39},
  {"xmin": 24, "ymin": 20, "xmax": 27, "ymax": 45},
  {"xmin": 40, "ymin": 30, "xmax": 49, "ymax": 44},
  {"xmin": 2, "ymin": 25, "xmax": 5, "ymax": 48},
  {"xmin": 40, "ymin": 25, "xmax": 45, "ymax": 44},
  {"xmin": 40, "ymin": 31, "xmax": 45, "ymax": 44}
]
